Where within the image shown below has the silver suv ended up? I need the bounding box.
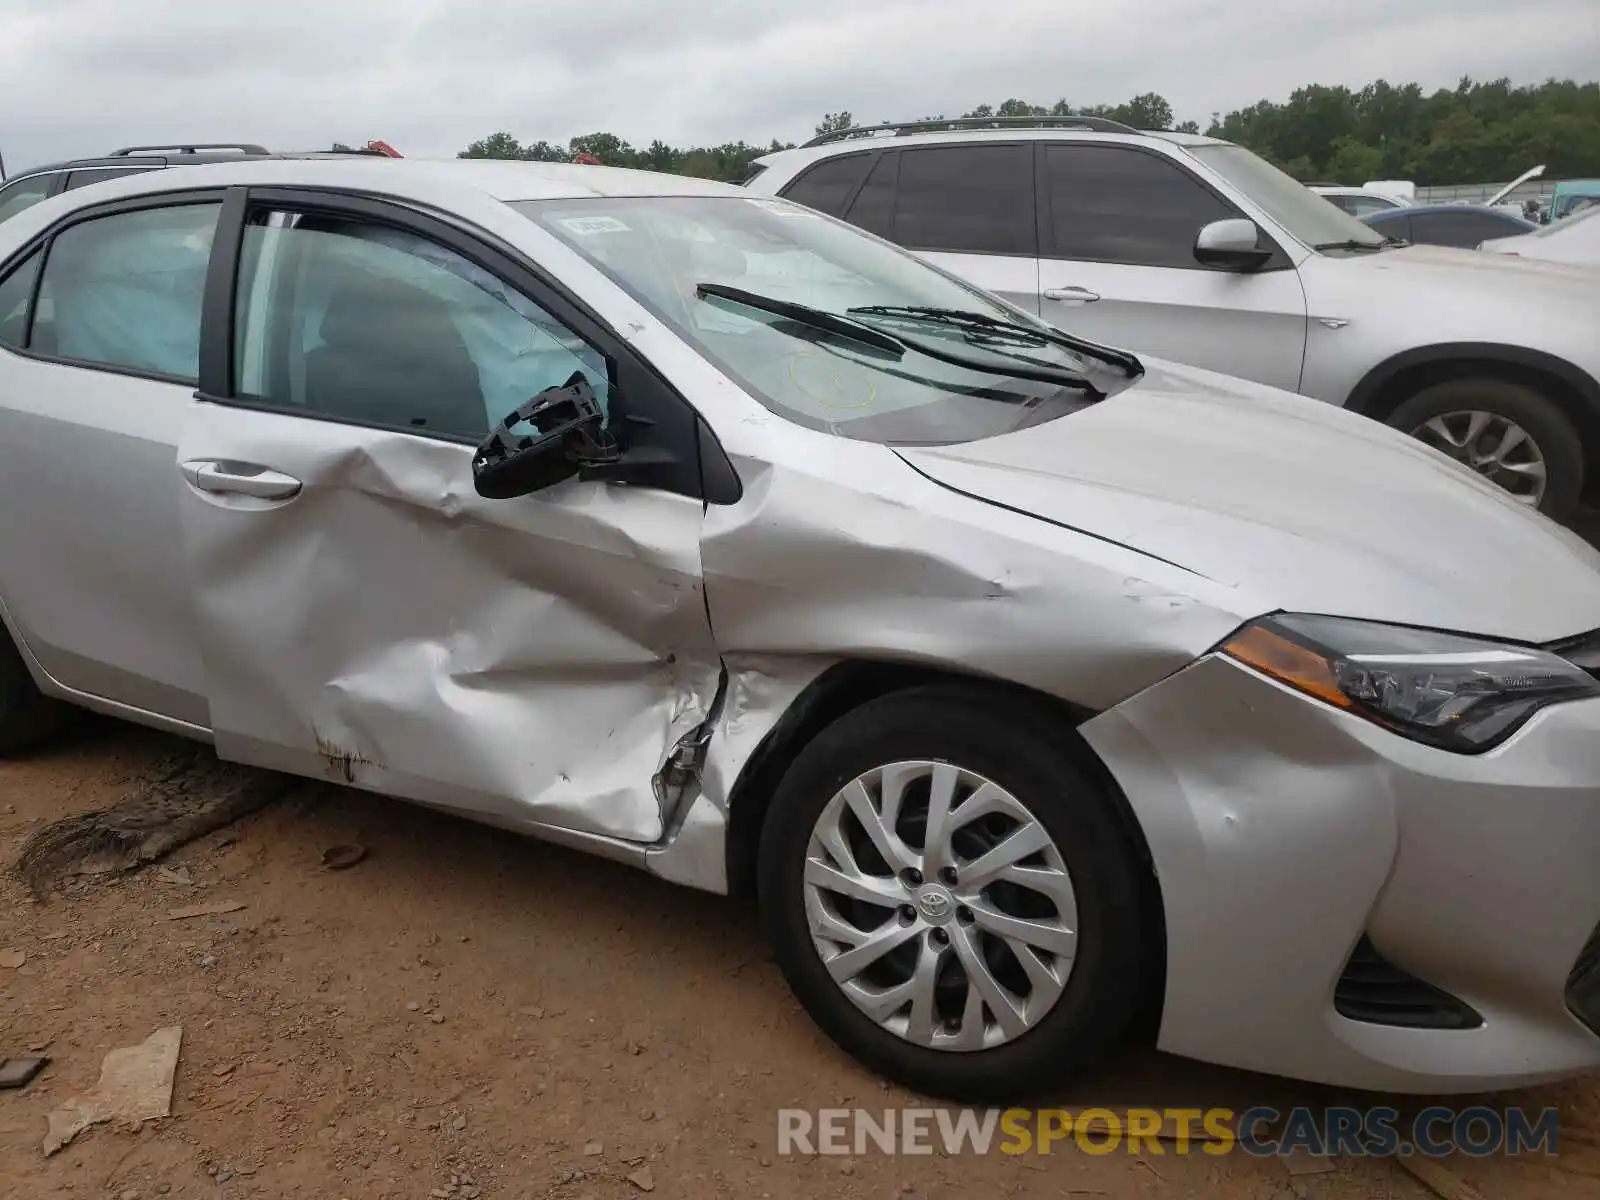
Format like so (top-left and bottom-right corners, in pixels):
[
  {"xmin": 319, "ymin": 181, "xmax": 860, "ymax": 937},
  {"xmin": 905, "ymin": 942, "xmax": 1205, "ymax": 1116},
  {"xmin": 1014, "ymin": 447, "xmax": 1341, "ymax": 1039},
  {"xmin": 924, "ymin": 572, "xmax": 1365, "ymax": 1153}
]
[{"xmin": 745, "ymin": 118, "xmax": 1600, "ymax": 520}]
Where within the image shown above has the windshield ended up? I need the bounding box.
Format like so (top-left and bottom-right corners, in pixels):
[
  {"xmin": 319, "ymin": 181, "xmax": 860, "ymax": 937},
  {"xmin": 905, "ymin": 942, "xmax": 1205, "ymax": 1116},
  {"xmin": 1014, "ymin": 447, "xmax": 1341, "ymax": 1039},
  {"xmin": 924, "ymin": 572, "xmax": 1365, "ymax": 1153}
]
[
  {"xmin": 1541, "ymin": 201, "xmax": 1600, "ymax": 235},
  {"xmin": 1188, "ymin": 144, "xmax": 1387, "ymax": 251},
  {"xmin": 513, "ymin": 196, "xmax": 1116, "ymax": 444},
  {"xmin": 1552, "ymin": 187, "xmax": 1600, "ymax": 220}
]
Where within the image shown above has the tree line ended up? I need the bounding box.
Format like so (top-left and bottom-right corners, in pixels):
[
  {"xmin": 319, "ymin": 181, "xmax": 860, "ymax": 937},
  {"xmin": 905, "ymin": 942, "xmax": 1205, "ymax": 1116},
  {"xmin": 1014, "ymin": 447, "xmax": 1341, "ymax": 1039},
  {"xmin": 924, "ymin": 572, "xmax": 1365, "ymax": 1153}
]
[{"xmin": 456, "ymin": 76, "xmax": 1600, "ymax": 186}]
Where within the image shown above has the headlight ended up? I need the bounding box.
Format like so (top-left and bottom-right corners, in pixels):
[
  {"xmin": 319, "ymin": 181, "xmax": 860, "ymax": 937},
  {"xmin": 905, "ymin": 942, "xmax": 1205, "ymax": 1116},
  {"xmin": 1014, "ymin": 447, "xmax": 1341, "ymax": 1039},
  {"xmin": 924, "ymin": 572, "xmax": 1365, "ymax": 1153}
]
[{"xmin": 1220, "ymin": 614, "xmax": 1600, "ymax": 752}]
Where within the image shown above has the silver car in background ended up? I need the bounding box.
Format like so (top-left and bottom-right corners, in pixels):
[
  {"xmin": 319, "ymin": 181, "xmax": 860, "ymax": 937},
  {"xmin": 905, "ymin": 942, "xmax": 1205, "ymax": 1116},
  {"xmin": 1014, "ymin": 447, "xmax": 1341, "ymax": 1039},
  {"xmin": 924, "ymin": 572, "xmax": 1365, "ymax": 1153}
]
[
  {"xmin": 2, "ymin": 158, "xmax": 1600, "ymax": 1101},
  {"xmin": 745, "ymin": 118, "xmax": 1600, "ymax": 520}
]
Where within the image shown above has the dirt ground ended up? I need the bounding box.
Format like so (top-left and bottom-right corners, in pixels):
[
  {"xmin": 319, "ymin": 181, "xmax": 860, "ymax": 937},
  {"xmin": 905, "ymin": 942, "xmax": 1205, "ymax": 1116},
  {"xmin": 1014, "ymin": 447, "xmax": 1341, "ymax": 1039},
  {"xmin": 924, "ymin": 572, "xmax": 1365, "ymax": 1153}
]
[{"xmin": 3, "ymin": 720, "xmax": 1600, "ymax": 1200}]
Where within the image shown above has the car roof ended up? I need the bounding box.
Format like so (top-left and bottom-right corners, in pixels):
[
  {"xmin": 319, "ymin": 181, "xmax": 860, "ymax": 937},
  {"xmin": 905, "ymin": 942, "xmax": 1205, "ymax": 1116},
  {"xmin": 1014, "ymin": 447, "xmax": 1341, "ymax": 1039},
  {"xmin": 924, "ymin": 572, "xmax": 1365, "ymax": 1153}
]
[
  {"xmin": 24, "ymin": 156, "xmax": 748, "ymax": 204},
  {"xmin": 755, "ymin": 126, "xmax": 1229, "ymax": 169},
  {"xmin": 7, "ymin": 147, "xmax": 386, "ymax": 179}
]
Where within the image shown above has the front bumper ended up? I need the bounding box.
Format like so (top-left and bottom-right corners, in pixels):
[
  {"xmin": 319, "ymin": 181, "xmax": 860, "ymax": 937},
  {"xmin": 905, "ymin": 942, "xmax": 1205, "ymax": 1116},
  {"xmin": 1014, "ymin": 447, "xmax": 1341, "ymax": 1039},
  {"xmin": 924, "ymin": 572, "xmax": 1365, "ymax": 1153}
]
[{"xmin": 1081, "ymin": 653, "xmax": 1600, "ymax": 1093}]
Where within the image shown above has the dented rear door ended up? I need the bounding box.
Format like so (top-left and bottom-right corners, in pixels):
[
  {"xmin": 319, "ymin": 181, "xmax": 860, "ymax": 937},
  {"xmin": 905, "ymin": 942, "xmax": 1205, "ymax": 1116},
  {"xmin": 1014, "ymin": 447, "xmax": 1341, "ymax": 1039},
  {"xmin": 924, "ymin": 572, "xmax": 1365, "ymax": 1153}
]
[{"xmin": 175, "ymin": 189, "xmax": 721, "ymax": 842}]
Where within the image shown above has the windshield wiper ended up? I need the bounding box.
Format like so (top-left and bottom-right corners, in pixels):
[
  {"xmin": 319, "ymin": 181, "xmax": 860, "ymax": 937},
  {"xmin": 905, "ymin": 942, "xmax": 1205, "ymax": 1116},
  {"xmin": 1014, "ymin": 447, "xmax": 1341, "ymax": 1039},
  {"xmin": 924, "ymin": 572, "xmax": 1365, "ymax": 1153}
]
[
  {"xmin": 1311, "ymin": 239, "xmax": 1390, "ymax": 252},
  {"xmin": 697, "ymin": 284, "xmax": 1100, "ymax": 390},
  {"xmin": 847, "ymin": 305, "xmax": 1142, "ymax": 375},
  {"xmin": 697, "ymin": 284, "xmax": 903, "ymax": 355}
]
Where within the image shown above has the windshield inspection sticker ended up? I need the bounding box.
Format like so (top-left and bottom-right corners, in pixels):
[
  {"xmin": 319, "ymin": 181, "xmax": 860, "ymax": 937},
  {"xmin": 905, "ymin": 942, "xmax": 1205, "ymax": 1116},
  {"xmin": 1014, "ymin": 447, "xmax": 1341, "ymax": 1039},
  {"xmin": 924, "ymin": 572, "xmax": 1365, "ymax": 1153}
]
[{"xmin": 558, "ymin": 215, "xmax": 631, "ymax": 235}]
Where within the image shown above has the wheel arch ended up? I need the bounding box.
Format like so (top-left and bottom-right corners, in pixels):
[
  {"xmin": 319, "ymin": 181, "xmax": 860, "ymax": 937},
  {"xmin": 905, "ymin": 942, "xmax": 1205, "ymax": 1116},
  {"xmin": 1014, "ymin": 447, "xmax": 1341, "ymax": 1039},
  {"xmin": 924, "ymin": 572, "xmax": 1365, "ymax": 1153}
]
[
  {"xmin": 1343, "ymin": 343, "xmax": 1600, "ymax": 465},
  {"xmin": 723, "ymin": 657, "xmax": 1165, "ymax": 963},
  {"xmin": 724, "ymin": 657, "xmax": 1169, "ymax": 1033}
]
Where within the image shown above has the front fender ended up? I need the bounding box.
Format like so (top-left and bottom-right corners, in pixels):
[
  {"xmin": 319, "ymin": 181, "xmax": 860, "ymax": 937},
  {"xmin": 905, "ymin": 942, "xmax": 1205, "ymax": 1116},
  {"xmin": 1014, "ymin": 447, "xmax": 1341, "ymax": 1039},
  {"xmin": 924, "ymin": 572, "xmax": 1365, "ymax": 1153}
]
[{"xmin": 1343, "ymin": 341, "xmax": 1600, "ymax": 421}]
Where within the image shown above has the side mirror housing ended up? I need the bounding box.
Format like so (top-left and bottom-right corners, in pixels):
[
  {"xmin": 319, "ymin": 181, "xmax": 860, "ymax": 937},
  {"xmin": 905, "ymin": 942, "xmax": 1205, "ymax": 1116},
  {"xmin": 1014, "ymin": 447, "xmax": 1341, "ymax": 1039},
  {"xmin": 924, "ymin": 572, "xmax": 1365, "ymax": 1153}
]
[
  {"xmin": 1194, "ymin": 218, "xmax": 1273, "ymax": 271},
  {"xmin": 472, "ymin": 375, "xmax": 617, "ymax": 500}
]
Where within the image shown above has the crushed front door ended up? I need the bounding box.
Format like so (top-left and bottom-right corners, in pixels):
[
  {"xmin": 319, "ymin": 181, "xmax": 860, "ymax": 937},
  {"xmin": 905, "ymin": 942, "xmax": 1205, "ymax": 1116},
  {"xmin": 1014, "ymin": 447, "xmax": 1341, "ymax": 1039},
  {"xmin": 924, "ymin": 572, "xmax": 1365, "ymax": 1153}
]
[{"xmin": 176, "ymin": 191, "xmax": 721, "ymax": 843}]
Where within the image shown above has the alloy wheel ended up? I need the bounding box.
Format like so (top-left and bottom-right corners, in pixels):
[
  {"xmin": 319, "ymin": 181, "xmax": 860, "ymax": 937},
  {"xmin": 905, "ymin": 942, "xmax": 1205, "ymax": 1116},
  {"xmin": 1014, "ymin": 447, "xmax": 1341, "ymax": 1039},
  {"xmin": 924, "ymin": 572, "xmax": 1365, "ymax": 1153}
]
[
  {"xmin": 1410, "ymin": 409, "xmax": 1547, "ymax": 506},
  {"xmin": 801, "ymin": 760, "xmax": 1077, "ymax": 1052}
]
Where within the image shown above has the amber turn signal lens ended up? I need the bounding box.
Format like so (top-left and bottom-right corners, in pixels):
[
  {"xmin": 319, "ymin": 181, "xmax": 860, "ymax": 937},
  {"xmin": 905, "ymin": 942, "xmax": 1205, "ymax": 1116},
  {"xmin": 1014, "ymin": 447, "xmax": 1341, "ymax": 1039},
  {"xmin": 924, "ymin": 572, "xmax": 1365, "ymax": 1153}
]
[{"xmin": 1221, "ymin": 623, "xmax": 1352, "ymax": 709}]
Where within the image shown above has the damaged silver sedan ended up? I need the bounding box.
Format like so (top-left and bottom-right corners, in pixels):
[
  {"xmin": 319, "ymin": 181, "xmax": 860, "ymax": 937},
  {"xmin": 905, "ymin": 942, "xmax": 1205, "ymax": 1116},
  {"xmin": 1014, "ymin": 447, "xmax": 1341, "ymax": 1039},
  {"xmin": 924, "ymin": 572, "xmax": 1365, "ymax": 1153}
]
[{"xmin": 3, "ymin": 158, "xmax": 1600, "ymax": 1102}]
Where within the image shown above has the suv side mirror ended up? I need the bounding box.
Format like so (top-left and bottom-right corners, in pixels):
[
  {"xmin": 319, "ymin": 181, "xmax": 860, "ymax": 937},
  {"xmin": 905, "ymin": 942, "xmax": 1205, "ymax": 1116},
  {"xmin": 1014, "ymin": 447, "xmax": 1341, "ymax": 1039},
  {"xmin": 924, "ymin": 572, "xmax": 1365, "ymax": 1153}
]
[
  {"xmin": 1194, "ymin": 219, "xmax": 1272, "ymax": 271},
  {"xmin": 472, "ymin": 375, "xmax": 618, "ymax": 499}
]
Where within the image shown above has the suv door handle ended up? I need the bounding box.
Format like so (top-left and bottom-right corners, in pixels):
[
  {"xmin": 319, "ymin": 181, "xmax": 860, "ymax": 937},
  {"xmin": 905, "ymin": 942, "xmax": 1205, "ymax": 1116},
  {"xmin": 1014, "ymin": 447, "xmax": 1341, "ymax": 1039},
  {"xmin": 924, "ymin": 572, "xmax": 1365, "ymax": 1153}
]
[
  {"xmin": 182, "ymin": 460, "xmax": 302, "ymax": 500},
  {"xmin": 1043, "ymin": 286, "xmax": 1100, "ymax": 304}
]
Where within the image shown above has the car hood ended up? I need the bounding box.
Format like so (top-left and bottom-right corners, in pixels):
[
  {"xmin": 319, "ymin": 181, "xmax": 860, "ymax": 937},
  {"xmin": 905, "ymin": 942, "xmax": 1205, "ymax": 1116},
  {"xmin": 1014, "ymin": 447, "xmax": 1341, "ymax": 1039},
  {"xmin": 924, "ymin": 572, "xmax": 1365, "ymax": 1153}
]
[
  {"xmin": 898, "ymin": 359, "xmax": 1600, "ymax": 645},
  {"xmin": 1330, "ymin": 241, "xmax": 1600, "ymax": 290}
]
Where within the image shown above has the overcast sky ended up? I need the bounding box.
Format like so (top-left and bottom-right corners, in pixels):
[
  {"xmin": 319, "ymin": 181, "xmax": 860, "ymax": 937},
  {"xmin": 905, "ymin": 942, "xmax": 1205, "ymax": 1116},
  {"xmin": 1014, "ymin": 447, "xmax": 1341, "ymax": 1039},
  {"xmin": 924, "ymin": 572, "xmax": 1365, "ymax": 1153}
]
[{"xmin": 2, "ymin": 0, "xmax": 1596, "ymax": 172}]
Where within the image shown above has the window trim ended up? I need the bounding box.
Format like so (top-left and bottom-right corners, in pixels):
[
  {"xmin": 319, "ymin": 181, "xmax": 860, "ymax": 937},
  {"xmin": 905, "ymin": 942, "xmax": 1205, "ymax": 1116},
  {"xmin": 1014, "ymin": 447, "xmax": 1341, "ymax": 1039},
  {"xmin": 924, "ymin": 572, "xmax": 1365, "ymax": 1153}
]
[
  {"xmin": 197, "ymin": 185, "xmax": 736, "ymax": 504},
  {"xmin": 0, "ymin": 247, "xmax": 43, "ymax": 352},
  {"xmin": 887, "ymin": 140, "xmax": 1039, "ymax": 259},
  {"xmin": 0, "ymin": 187, "xmax": 229, "ymax": 387},
  {"xmin": 1035, "ymin": 141, "xmax": 1292, "ymax": 273},
  {"xmin": 841, "ymin": 149, "xmax": 900, "ymax": 239}
]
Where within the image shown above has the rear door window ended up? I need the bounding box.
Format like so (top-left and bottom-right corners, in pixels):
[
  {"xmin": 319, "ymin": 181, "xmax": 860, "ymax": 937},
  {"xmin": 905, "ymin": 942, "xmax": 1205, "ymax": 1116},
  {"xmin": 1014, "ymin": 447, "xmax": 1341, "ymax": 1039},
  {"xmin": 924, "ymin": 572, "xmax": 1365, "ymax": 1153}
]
[
  {"xmin": 0, "ymin": 175, "xmax": 57, "ymax": 225},
  {"xmin": 892, "ymin": 144, "xmax": 1035, "ymax": 256},
  {"xmin": 33, "ymin": 202, "xmax": 220, "ymax": 379},
  {"xmin": 779, "ymin": 154, "xmax": 875, "ymax": 217}
]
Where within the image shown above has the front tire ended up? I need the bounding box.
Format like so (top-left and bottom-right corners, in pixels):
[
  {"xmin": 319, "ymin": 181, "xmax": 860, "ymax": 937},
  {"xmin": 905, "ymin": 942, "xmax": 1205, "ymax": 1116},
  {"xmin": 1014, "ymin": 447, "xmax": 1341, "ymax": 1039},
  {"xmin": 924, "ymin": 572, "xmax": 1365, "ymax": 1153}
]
[
  {"xmin": 1387, "ymin": 379, "xmax": 1584, "ymax": 520},
  {"xmin": 0, "ymin": 631, "xmax": 75, "ymax": 755},
  {"xmin": 757, "ymin": 686, "xmax": 1152, "ymax": 1103}
]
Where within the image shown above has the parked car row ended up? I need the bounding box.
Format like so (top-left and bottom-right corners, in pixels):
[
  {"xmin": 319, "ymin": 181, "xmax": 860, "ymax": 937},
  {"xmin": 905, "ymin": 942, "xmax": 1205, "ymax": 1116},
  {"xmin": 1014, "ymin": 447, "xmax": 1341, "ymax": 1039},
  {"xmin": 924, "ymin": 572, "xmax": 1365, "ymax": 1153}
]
[
  {"xmin": 743, "ymin": 117, "xmax": 1600, "ymax": 519},
  {"xmin": 1, "ymin": 133, "xmax": 1599, "ymax": 1104},
  {"xmin": 1354, "ymin": 197, "xmax": 1600, "ymax": 265}
]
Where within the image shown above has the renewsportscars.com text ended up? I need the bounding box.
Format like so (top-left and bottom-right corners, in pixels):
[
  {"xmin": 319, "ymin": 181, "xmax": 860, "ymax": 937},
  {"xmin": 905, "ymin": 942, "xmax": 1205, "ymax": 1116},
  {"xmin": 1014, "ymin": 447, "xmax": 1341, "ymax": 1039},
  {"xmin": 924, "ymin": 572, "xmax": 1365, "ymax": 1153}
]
[{"xmin": 776, "ymin": 1106, "xmax": 1560, "ymax": 1157}]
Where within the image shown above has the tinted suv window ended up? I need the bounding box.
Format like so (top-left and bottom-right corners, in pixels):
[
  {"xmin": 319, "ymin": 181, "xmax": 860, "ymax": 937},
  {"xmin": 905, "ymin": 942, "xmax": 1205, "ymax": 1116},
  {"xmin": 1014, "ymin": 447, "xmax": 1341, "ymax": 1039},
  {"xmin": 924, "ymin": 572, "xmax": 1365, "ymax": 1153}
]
[
  {"xmin": 1409, "ymin": 210, "xmax": 1516, "ymax": 248},
  {"xmin": 893, "ymin": 144, "xmax": 1035, "ymax": 255},
  {"xmin": 0, "ymin": 251, "xmax": 42, "ymax": 349},
  {"xmin": 0, "ymin": 175, "xmax": 56, "ymax": 225},
  {"xmin": 1043, "ymin": 144, "xmax": 1235, "ymax": 268},
  {"xmin": 780, "ymin": 154, "xmax": 874, "ymax": 217},
  {"xmin": 844, "ymin": 151, "xmax": 899, "ymax": 238},
  {"xmin": 34, "ymin": 202, "xmax": 219, "ymax": 379},
  {"xmin": 233, "ymin": 211, "xmax": 610, "ymax": 440}
]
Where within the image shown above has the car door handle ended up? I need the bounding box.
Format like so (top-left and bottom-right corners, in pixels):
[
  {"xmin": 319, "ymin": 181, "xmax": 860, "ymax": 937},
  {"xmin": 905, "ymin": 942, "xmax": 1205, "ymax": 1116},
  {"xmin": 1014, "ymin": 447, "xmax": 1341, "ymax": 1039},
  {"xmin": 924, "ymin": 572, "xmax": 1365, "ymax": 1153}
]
[
  {"xmin": 181, "ymin": 460, "xmax": 302, "ymax": 500},
  {"xmin": 1042, "ymin": 286, "xmax": 1101, "ymax": 303}
]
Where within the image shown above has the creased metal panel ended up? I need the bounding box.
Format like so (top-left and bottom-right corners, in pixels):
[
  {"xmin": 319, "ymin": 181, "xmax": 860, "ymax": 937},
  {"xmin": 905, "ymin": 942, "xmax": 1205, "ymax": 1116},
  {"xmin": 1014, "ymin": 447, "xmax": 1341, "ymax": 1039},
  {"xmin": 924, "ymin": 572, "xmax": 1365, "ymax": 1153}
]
[
  {"xmin": 698, "ymin": 420, "xmax": 1248, "ymax": 715},
  {"xmin": 696, "ymin": 653, "xmax": 832, "ymax": 816},
  {"xmin": 178, "ymin": 402, "xmax": 719, "ymax": 843}
]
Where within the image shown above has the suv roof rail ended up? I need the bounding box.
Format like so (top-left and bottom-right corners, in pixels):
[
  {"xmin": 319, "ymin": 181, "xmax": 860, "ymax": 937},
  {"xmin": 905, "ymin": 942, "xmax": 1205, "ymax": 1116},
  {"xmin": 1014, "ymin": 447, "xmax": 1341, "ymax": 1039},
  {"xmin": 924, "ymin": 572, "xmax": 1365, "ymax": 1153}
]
[
  {"xmin": 108, "ymin": 143, "xmax": 270, "ymax": 157},
  {"xmin": 802, "ymin": 115, "xmax": 1139, "ymax": 148}
]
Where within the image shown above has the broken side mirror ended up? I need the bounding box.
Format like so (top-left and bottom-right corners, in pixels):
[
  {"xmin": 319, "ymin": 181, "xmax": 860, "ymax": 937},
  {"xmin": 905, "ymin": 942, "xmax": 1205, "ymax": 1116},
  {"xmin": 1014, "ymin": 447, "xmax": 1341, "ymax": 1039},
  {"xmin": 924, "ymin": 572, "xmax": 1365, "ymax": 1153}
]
[{"xmin": 472, "ymin": 374, "xmax": 619, "ymax": 500}]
